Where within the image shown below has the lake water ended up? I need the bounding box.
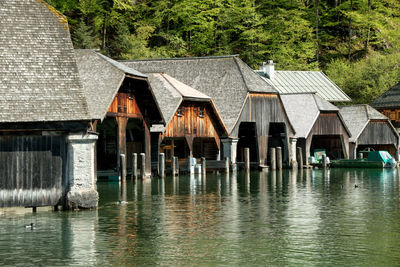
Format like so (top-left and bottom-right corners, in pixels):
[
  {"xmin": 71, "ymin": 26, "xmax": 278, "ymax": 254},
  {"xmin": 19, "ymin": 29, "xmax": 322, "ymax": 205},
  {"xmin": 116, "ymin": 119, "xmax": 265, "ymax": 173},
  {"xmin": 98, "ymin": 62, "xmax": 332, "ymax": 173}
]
[{"xmin": 1, "ymin": 169, "xmax": 400, "ymax": 266}]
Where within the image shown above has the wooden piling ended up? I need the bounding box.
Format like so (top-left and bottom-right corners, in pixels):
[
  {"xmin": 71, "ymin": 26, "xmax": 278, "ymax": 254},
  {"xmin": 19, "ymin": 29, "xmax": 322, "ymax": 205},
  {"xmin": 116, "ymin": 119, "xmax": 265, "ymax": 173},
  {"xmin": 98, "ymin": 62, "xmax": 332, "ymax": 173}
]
[
  {"xmin": 322, "ymin": 154, "xmax": 327, "ymax": 169},
  {"xmin": 201, "ymin": 157, "xmax": 206, "ymax": 175},
  {"xmin": 187, "ymin": 156, "xmax": 192, "ymax": 174},
  {"xmin": 270, "ymin": 147, "xmax": 276, "ymax": 171},
  {"xmin": 174, "ymin": 156, "xmax": 179, "ymax": 175},
  {"xmin": 120, "ymin": 154, "xmax": 127, "ymax": 183},
  {"xmin": 297, "ymin": 147, "xmax": 303, "ymax": 169},
  {"xmin": 276, "ymin": 147, "xmax": 282, "ymax": 170},
  {"xmin": 159, "ymin": 153, "xmax": 165, "ymax": 178},
  {"xmin": 132, "ymin": 153, "xmax": 137, "ymax": 179},
  {"xmin": 140, "ymin": 153, "xmax": 146, "ymax": 179},
  {"xmin": 244, "ymin": 147, "xmax": 250, "ymax": 171},
  {"xmin": 171, "ymin": 156, "xmax": 176, "ymax": 176}
]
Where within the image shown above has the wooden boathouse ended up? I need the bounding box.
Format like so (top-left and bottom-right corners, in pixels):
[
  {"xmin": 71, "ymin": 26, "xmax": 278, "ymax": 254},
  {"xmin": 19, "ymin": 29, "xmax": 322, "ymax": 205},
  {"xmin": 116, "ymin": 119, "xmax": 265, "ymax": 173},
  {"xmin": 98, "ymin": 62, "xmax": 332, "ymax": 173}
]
[
  {"xmin": 371, "ymin": 81, "xmax": 400, "ymax": 130},
  {"xmin": 74, "ymin": 50, "xmax": 163, "ymax": 177},
  {"xmin": 121, "ymin": 56, "xmax": 294, "ymax": 169},
  {"xmin": 280, "ymin": 93, "xmax": 351, "ymax": 165},
  {"xmin": 339, "ymin": 105, "xmax": 399, "ymax": 160},
  {"xmin": 146, "ymin": 73, "xmax": 227, "ymax": 167},
  {"xmin": 0, "ymin": 0, "xmax": 98, "ymax": 209}
]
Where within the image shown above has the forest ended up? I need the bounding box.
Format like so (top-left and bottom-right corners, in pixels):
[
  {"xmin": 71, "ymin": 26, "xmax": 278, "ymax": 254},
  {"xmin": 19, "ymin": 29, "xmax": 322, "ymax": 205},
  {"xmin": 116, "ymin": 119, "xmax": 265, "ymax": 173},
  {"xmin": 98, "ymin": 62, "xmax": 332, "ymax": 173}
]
[{"xmin": 45, "ymin": 0, "xmax": 400, "ymax": 104}]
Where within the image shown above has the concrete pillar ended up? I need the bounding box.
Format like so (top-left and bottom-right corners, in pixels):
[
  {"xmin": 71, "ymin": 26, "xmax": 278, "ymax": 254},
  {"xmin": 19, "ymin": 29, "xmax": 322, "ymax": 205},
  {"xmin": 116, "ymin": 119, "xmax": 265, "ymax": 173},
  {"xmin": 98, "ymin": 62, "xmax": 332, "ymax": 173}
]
[
  {"xmin": 159, "ymin": 153, "xmax": 165, "ymax": 178},
  {"xmin": 244, "ymin": 147, "xmax": 250, "ymax": 171},
  {"xmin": 221, "ymin": 138, "xmax": 239, "ymax": 171},
  {"xmin": 270, "ymin": 147, "xmax": 276, "ymax": 171},
  {"xmin": 289, "ymin": 137, "xmax": 297, "ymax": 169},
  {"xmin": 277, "ymin": 147, "xmax": 282, "ymax": 170},
  {"xmin": 65, "ymin": 132, "xmax": 98, "ymax": 209}
]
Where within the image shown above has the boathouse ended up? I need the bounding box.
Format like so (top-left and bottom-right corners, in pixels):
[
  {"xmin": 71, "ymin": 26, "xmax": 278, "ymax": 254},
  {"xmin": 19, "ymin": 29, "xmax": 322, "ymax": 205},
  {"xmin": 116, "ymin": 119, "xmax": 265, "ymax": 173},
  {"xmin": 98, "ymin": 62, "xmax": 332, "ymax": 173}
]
[
  {"xmin": 280, "ymin": 94, "xmax": 351, "ymax": 164},
  {"xmin": 339, "ymin": 105, "xmax": 399, "ymax": 160},
  {"xmin": 146, "ymin": 73, "xmax": 227, "ymax": 166},
  {"xmin": 0, "ymin": 0, "xmax": 98, "ymax": 209},
  {"xmin": 121, "ymin": 56, "xmax": 294, "ymax": 169},
  {"xmin": 371, "ymin": 81, "xmax": 400, "ymax": 130},
  {"xmin": 74, "ymin": 50, "xmax": 163, "ymax": 176}
]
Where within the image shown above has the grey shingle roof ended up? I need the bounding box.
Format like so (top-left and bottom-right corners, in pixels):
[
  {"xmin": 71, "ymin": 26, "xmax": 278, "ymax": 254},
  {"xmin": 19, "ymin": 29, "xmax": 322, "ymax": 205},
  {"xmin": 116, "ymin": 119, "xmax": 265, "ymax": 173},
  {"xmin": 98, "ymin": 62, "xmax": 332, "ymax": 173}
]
[
  {"xmin": 121, "ymin": 55, "xmax": 276, "ymax": 133},
  {"xmin": 280, "ymin": 93, "xmax": 339, "ymax": 138},
  {"xmin": 75, "ymin": 49, "xmax": 147, "ymax": 120},
  {"xmin": 0, "ymin": 0, "xmax": 90, "ymax": 123},
  {"xmin": 370, "ymin": 82, "xmax": 400, "ymax": 109},
  {"xmin": 258, "ymin": 70, "xmax": 351, "ymax": 102},
  {"xmin": 339, "ymin": 104, "xmax": 389, "ymax": 142}
]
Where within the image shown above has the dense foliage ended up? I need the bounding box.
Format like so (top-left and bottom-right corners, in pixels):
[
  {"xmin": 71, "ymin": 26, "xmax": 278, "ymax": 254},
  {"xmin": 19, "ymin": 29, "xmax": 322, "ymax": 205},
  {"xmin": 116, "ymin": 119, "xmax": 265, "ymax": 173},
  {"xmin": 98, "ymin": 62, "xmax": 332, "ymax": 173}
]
[{"xmin": 46, "ymin": 0, "xmax": 400, "ymax": 103}]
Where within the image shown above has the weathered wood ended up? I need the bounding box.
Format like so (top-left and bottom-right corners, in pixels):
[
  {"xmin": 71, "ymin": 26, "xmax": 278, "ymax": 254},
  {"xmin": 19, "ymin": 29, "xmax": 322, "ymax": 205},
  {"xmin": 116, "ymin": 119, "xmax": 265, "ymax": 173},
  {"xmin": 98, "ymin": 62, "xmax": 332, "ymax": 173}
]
[
  {"xmin": 116, "ymin": 116, "xmax": 128, "ymax": 172},
  {"xmin": 201, "ymin": 157, "xmax": 206, "ymax": 175},
  {"xmin": 143, "ymin": 120, "xmax": 152, "ymax": 173},
  {"xmin": 132, "ymin": 153, "xmax": 137, "ymax": 179},
  {"xmin": 174, "ymin": 156, "xmax": 179, "ymax": 175},
  {"xmin": 225, "ymin": 157, "xmax": 230, "ymax": 173},
  {"xmin": 244, "ymin": 147, "xmax": 250, "ymax": 171},
  {"xmin": 159, "ymin": 153, "xmax": 165, "ymax": 178},
  {"xmin": 322, "ymin": 154, "xmax": 327, "ymax": 169},
  {"xmin": 120, "ymin": 154, "xmax": 127, "ymax": 183},
  {"xmin": 277, "ymin": 147, "xmax": 282, "ymax": 170},
  {"xmin": 140, "ymin": 153, "xmax": 146, "ymax": 179},
  {"xmin": 297, "ymin": 147, "xmax": 303, "ymax": 169},
  {"xmin": 187, "ymin": 156, "xmax": 192, "ymax": 174},
  {"xmin": 270, "ymin": 147, "xmax": 276, "ymax": 171}
]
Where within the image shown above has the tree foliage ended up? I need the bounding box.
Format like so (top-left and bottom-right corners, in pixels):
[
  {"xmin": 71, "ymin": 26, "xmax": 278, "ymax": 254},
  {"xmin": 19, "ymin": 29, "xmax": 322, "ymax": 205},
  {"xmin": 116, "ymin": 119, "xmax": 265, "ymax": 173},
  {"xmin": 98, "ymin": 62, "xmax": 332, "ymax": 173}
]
[{"xmin": 45, "ymin": 0, "xmax": 400, "ymax": 103}]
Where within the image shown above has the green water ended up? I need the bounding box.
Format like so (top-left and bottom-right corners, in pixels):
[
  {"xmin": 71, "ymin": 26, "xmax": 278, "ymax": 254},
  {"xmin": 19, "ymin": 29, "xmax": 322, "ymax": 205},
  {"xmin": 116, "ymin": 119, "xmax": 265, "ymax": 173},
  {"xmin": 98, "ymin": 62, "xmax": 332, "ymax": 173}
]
[{"xmin": 1, "ymin": 169, "xmax": 400, "ymax": 266}]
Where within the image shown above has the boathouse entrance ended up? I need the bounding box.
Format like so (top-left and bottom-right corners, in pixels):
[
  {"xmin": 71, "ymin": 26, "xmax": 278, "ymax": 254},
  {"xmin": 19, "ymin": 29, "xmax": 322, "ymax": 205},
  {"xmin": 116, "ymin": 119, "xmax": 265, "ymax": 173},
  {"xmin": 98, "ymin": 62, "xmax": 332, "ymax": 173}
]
[
  {"xmin": 237, "ymin": 122, "xmax": 258, "ymax": 163},
  {"xmin": 267, "ymin": 122, "xmax": 286, "ymax": 164},
  {"xmin": 310, "ymin": 135, "xmax": 345, "ymax": 160}
]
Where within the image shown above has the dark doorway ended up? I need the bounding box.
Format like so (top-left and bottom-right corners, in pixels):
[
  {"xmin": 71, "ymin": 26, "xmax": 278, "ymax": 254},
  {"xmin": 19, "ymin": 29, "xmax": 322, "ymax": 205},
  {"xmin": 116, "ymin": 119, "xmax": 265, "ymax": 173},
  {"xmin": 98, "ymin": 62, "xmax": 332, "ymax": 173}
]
[
  {"xmin": 126, "ymin": 118, "xmax": 144, "ymax": 169},
  {"xmin": 96, "ymin": 118, "xmax": 117, "ymax": 171},
  {"xmin": 237, "ymin": 122, "xmax": 258, "ymax": 162},
  {"xmin": 310, "ymin": 135, "xmax": 344, "ymax": 160},
  {"xmin": 267, "ymin": 122, "xmax": 286, "ymax": 164},
  {"xmin": 193, "ymin": 138, "xmax": 219, "ymax": 160}
]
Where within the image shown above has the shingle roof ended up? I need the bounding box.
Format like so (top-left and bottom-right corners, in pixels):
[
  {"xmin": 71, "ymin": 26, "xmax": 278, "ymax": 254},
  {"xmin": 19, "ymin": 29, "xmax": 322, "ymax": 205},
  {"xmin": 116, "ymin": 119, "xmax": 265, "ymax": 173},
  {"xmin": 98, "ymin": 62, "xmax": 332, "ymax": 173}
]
[
  {"xmin": 339, "ymin": 104, "xmax": 389, "ymax": 142},
  {"xmin": 121, "ymin": 55, "xmax": 276, "ymax": 133},
  {"xmin": 280, "ymin": 93, "xmax": 339, "ymax": 138},
  {"xmin": 258, "ymin": 70, "xmax": 351, "ymax": 102},
  {"xmin": 0, "ymin": 0, "xmax": 90, "ymax": 123},
  {"xmin": 75, "ymin": 49, "xmax": 147, "ymax": 120},
  {"xmin": 370, "ymin": 81, "xmax": 400, "ymax": 109}
]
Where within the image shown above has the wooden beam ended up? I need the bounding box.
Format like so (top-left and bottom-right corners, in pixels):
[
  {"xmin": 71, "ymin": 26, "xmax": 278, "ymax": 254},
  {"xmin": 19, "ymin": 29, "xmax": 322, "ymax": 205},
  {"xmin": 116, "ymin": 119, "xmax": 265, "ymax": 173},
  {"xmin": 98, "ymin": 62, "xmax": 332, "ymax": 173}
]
[
  {"xmin": 116, "ymin": 116, "xmax": 128, "ymax": 172},
  {"xmin": 143, "ymin": 119, "xmax": 151, "ymax": 173}
]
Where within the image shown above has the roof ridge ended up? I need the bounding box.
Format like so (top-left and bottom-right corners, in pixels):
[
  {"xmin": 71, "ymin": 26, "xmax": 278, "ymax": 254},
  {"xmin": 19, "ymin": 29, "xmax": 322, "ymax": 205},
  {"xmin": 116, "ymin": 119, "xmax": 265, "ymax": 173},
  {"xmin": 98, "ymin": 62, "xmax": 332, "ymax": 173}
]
[{"xmin": 120, "ymin": 55, "xmax": 240, "ymax": 63}]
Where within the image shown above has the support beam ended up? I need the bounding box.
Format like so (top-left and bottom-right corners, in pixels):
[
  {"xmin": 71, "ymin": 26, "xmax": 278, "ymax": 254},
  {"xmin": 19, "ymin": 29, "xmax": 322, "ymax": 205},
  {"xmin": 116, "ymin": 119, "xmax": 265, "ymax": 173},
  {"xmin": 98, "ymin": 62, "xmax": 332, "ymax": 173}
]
[
  {"xmin": 221, "ymin": 138, "xmax": 239, "ymax": 171},
  {"xmin": 143, "ymin": 120, "xmax": 151, "ymax": 174},
  {"xmin": 116, "ymin": 117, "xmax": 128, "ymax": 172}
]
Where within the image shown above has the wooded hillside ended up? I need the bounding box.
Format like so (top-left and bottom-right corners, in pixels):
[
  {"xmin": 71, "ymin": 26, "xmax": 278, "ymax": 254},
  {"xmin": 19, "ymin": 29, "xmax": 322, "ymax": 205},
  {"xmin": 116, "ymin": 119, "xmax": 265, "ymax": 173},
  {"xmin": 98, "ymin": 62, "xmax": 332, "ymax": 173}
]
[{"xmin": 46, "ymin": 0, "xmax": 400, "ymax": 103}]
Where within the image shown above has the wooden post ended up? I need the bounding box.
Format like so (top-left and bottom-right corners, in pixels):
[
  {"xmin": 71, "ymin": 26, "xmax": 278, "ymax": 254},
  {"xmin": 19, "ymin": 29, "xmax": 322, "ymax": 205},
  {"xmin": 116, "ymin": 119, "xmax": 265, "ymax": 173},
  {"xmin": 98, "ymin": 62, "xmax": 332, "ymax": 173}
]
[
  {"xmin": 297, "ymin": 147, "xmax": 303, "ymax": 169},
  {"xmin": 244, "ymin": 147, "xmax": 250, "ymax": 171},
  {"xmin": 270, "ymin": 147, "xmax": 276, "ymax": 171},
  {"xmin": 120, "ymin": 154, "xmax": 127, "ymax": 184},
  {"xmin": 187, "ymin": 156, "xmax": 192, "ymax": 174},
  {"xmin": 159, "ymin": 153, "xmax": 165, "ymax": 178},
  {"xmin": 201, "ymin": 157, "xmax": 206, "ymax": 175},
  {"xmin": 171, "ymin": 155, "xmax": 176, "ymax": 176},
  {"xmin": 116, "ymin": 117, "xmax": 128, "ymax": 172},
  {"xmin": 174, "ymin": 156, "xmax": 179, "ymax": 175},
  {"xmin": 143, "ymin": 120, "xmax": 151, "ymax": 173},
  {"xmin": 225, "ymin": 157, "xmax": 230, "ymax": 173},
  {"xmin": 277, "ymin": 147, "xmax": 282, "ymax": 170},
  {"xmin": 322, "ymin": 154, "xmax": 327, "ymax": 169},
  {"xmin": 132, "ymin": 153, "xmax": 137, "ymax": 179},
  {"xmin": 140, "ymin": 153, "xmax": 146, "ymax": 179}
]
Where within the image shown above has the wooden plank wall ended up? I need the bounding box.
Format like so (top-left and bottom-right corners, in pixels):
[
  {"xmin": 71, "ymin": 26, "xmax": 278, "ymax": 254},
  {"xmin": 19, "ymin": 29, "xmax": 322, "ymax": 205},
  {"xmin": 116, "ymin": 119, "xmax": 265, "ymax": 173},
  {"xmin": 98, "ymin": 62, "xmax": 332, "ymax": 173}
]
[
  {"xmin": 107, "ymin": 92, "xmax": 142, "ymax": 118},
  {"xmin": 358, "ymin": 121, "xmax": 398, "ymax": 145},
  {"xmin": 309, "ymin": 113, "xmax": 348, "ymax": 136},
  {"xmin": 0, "ymin": 135, "xmax": 65, "ymax": 207}
]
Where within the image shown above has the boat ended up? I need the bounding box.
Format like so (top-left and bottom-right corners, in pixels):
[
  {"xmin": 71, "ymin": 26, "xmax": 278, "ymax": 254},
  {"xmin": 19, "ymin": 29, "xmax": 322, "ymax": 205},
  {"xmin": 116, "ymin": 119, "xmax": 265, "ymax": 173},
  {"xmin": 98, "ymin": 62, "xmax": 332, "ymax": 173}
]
[{"xmin": 330, "ymin": 150, "xmax": 397, "ymax": 168}]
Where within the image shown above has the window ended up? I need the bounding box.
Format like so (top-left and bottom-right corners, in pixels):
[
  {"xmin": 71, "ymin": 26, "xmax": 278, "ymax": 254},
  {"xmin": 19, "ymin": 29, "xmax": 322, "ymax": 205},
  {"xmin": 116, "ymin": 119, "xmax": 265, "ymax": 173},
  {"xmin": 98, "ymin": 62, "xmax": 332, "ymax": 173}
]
[
  {"xmin": 199, "ymin": 107, "xmax": 205, "ymax": 118},
  {"xmin": 177, "ymin": 108, "xmax": 183, "ymax": 117}
]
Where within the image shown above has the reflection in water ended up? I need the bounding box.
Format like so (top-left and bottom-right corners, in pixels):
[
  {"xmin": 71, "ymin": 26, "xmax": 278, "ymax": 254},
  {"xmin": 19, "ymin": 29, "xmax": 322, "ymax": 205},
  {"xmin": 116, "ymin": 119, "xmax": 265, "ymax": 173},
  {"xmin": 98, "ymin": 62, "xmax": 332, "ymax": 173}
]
[{"xmin": 2, "ymin": 169, "xmax": 400, "ymax": 266}]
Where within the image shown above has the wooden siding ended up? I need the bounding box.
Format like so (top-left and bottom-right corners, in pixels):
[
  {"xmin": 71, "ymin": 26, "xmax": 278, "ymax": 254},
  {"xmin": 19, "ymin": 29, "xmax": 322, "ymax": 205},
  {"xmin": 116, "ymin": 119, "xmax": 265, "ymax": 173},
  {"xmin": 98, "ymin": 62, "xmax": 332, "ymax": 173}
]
[
  {"xmin": 0, "ymin": 135, "xmax": 65, "ymax": 207},
  {"xmin": 107, "ymin": 92, "xmax": 142, "ymax": 118},
  {"xmin": 308, "ymin": 113, "xmax": 348, "ymax": 136},
  {"xmin": 358, "ymin": 121, "xmax": 398, "ymax": 145},
  {"xmin": 164, "ymin": 102, "xmax": 221, "ymax": 142},
  {"xmin": 378, "ymin": 108, "xmax": 400, "ymax": 128}
]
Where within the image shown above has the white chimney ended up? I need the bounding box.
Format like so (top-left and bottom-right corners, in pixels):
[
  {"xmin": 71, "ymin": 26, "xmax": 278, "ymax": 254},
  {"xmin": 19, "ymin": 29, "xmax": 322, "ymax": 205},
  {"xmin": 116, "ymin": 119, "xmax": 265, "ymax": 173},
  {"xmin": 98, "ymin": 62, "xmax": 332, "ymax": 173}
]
[{"xmin": 259, "ymin": 60, "xmax": 275, "ymax": 79}]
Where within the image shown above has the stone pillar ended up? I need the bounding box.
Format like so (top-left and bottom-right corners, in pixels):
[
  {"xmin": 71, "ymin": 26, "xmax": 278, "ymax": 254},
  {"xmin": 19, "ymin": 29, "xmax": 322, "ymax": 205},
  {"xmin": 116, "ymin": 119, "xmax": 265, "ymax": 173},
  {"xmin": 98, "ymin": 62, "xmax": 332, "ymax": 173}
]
[
  {"xmin": 65, "ymin": 132, "xmax": 98, "ymax": 210},
  {"xmin": 289, "ymin": 137, "xmax": 297, "ymax": 169},
  {"xmin": 221, "ymin": 138, "xmax": 239, "ymax": 171}
]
